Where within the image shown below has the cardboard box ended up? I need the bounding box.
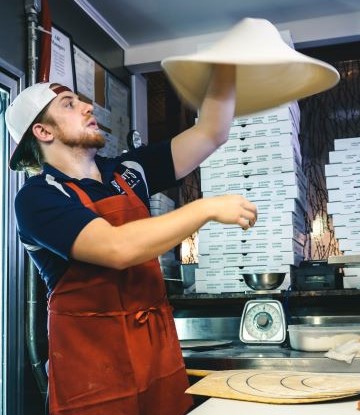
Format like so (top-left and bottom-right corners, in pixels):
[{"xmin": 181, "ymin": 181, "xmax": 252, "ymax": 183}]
[
  {"xmin": 224, "ymin": 134, "xmax": 301, "ymax": 153},
  {"xmin": 326, "ymin": 174, "xmax": 360, "ymax": 190},
  {"xmin": 338, "ymin": 239, "xmax": 360, "ymax": 252},
  {"xmin": 198, "ymin": 251, "xmax": 303, "ymax": 268},
  {"xmin": 256, "ymin": 211, "xmax": 305, "ymax": 232},
  {"xmin": 232, "ymin": 102, "xmax": 300, "ymax": 128},
  {"xmin": 200, "ymin": 222, "xmax": 306, "ymax": 244},
  {"xmin": 325, "ymin": 162, "xmax": 360, "ymax": 177},
  {"xmin": 200, "ymin": 155, "xmax": 302, "ymax": 181},
  {"xmin": 228, "ymin": 119, "xmax": 297, "ymax": 139},
  {"xmin": 332, "ymin": 213, "xmax": 360, "ymax": 227},
  {"xmin": 201, "ymin": 171, "xmax": 306, "ymax": 193},
  {"xmin": 327, "ymin": 200, "xmax": 360, "ymax": 215},
  {"xmin": 329, "ymin": 149, "xmax": 360, "ymax": 164},
  {"xmin": 327, "ymin": 188, "xmax": 360, "ymax": 203},
  {"xmin": 255, "ymin": 198, "xmax": 299, "ymax": 213},
  {"xmin": 335, "ymin": 226, "xmax": 360, "ymax": 239},
  {"xmin": 198, "ymin": 238, "xmax": 303, "ymax": 255},
  {"xmin": 334, "ymin": 137, "xmax": 360, "ymax": 151},
  {"xmin": 195, "ymin": 278, "xmax": 248, "ymax": 294},
  {"xmin": 343, "ymin": 266, "xmax": 360, "ymax": 289},
  {"xmin": 201, "ymin": 144, "xmax": 301, "ymax": 168},
  {"xmin": 203, "ymin": 183, "xmax": 307, "ymax": 210}
]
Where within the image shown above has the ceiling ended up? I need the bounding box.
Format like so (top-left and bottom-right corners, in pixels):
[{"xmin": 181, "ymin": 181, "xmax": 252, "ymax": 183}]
[{"xmin": 74, "ymin": 0, "xmax": 360, "ymax": 47}]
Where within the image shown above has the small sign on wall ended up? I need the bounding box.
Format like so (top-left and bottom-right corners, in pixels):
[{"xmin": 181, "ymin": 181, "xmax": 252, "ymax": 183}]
[{"xmin": 49, "ymin": 26, "xmax": 76, "ymax": 91}]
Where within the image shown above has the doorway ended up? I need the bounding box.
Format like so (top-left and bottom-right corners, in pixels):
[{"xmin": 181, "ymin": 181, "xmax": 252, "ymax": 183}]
[{"xmin": 0, "ymin": 68, "xmax": 25, "ymax": 415}]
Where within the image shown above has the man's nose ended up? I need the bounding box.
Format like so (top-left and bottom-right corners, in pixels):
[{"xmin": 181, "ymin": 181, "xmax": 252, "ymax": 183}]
[{"xmin": 81, "ymin": 101, "xmax": 93, "ymax": 114}]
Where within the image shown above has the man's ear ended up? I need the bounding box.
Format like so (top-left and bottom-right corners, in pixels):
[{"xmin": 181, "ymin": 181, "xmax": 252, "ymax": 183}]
[{"xmin": 32, "ymin": 123, "xmax": 54, "ymax": 143}]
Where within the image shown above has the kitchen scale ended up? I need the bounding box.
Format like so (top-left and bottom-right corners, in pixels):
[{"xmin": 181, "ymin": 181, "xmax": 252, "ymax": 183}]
[{"xmin": 239, "ymin": 299, "xmax": 287, "ymax": 344}]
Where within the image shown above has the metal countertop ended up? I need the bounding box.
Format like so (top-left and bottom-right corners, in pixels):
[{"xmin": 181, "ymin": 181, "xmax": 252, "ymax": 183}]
[{"xmin": 183, "ymin": 341, "xmax": 360, "ymax": 373}]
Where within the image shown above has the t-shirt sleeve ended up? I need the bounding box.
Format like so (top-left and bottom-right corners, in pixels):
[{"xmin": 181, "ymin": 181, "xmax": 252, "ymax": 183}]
[{"xmin": 15, "ymin": 180, "xmax": 99, "ymax": 260}]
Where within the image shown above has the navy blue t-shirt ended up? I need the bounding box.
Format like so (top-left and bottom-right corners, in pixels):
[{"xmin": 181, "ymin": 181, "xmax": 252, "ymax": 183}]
[{"xmin": 15, "ymin": 141, "xmax": 179, "ymax": 294}]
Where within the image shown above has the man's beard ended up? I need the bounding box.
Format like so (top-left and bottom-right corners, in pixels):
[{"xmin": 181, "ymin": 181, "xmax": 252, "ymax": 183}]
[{"xmin": 55, "ymin": 127, "xmax": 106, "ymax": 149}]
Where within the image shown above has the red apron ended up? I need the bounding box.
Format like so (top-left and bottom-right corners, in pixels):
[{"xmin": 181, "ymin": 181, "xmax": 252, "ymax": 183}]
[{"xmin": 47, "ymin": 173, "xmax": 193, "ymax": 415}]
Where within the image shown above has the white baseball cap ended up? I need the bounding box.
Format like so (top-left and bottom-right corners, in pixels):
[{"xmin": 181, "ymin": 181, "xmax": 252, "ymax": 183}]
[{"xmin": 5, "ymin": 82, "xmax": 71, "ymax": 170}]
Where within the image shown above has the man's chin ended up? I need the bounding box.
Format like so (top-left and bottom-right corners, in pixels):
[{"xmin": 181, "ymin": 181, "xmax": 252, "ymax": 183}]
[{"xmin": 84, "ymin": 132, "xmax": 106, "ymax": 149}]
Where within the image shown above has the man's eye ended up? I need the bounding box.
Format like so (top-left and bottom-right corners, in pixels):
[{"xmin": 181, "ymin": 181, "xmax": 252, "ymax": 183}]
[{"xmin": 65, "ymin": 100, "xmax": 74, "ymax": 108}]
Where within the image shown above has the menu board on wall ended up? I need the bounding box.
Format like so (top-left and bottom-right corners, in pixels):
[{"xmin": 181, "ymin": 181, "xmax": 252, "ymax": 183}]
[
  {"xmin": 73, "ymin": 45, "xmax": 95, "ymax": 101},
  {"xmin": 49, "ymin": 26, "xmax": 75, "ymax": 91},
  {"xmin": 106, "ymin": 73, "xmax": 130, "ymax": 143},
  {"xmin": 72, "ymin": 43, "xmax": 130, "ymax": 157}
]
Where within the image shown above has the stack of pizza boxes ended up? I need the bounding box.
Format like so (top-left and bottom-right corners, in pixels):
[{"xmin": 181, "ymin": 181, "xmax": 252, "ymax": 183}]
[
  {"xmin": 196, "ymin": 102, "xmax": 307, "ymax": 293},
  {"xmin": 326, "ymin": 137, "xmax": 360, "ymax": 288}
]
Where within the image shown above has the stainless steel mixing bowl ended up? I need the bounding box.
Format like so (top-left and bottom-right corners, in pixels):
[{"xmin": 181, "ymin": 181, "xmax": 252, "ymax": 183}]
[{"xmin": 242, "ymin": 273, "xmax": 286, "ymax": 290}]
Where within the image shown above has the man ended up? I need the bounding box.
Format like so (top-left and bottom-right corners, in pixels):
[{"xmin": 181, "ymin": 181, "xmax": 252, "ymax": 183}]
[{"xmin": 6, "ymin": 65, "xmax": 257, "ymax": 415}]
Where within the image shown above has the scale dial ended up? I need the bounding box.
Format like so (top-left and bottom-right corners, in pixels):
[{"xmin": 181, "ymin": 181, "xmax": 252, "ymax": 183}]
[{"xmin": 240, "ymin": 299, "xmax": 286, "ymax": 344}]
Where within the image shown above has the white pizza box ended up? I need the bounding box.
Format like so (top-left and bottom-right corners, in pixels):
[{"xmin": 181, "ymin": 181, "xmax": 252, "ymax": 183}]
[
  {"xmin": 228, "ymin": 119, "xmax": 297, "ymax": 140},
  {"xmin": 195, "ymin": 266, "xmax": 294, "ymax": 280},
  {"xmin": 150, "ymin": 192, "xmax": 175, "ymax": 209},
  {"xmin": 228, "ymin": 134, "xmax": 301, "ymax": 153},
  {"xmin": 241, "ymin": 156, "xmax": 302, "ymax": 176},
  {"xmin": 338, "ymin": 239, "xmax": 360, "ymax": 252},
  {"xmin": 200, "ymin": 157, "xmax": 302, "ymax": 182},
  {"xmin": 327, "ymin": 200, "xmax": 360, "ymax": 215},
  {"xmin": 335, "ymin": 226, "xmax": 360, "ymax": 239},
  {"xmin": 342, "ymin": 266, "xmax": 360, "ymax": 288},
  {"xmin": 198, "ymin": 251, "xmax": 303, "ymax": 269},
  {"xmin": 213, "ymin": 132, "xmax": 300, "ymax": 153},
  {"xmin": 238, "ymin": 134, "xmax": 300, "ymax": 153},
  {"xmin": 201, "ymin": 171, "xmax": 306, "ymax": 193},
  {"xmin": 343, "ymin": 276, "xmax": 360, "ymax": 289},
  {"xmin": 334, "ymin": 137, "xmax": 360, "ymax": 151},
  {"xmin": 198, "ymin": 238, "xmax": 303, "ymax": 256},
  {"xmin": 325, "ymin": 162, "xmax": 360, "ymax": 177},
  {"xmin": 259, "ymin": 198, "xmax": 305, "ymax": 217},
  {"xmin": 255, "ymin": 198, "xmax": 301, "ymax": 213},
  {"xmin": 198, "ymin": 227, "xmax": 306, "ymax": 246},
  {"xmin": 195, "ymin": 278, "xmax": 248, "ymax": 294},
  {"xmin": 232, "ymin": 102, "xmax": 300, "ymax": 128},
  {"xmin": 327, "ymin": 188, "xmax": 360, "ymax": 203},
  {"xmin": 202, "ymin": 183, "xmax": 307, "ymax": 210},
  {"xmin": 326, "ymin": 174, "xmax": 360, "ymax": 190},
  {"xmin": 201, "ymin": 144, "xmax": 301, "ymax": 168},
  {"xmin": 256, "ymin": 212, "xmax": 305, "ymax": 232},
  {"xmin": 332, "ymin": 213, "xmax": 360, "ymax": 227},
  {"xmin": 199, "ymin": 223, "xmax": 306, "ymax": 244},
  {"xmin": 329, "ymin": 149, "xmax": 360, "ymax": 164},
  {"xmin": 194, "ymin": 275, "xmax": 292, "ymax": 294}
]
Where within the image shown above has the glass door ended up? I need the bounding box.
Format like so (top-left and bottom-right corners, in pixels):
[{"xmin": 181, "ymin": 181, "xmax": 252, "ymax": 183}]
[
  {"xmin": 0, "ymin": 69, "xmax": 25, "ymax": 415},
  {"xmin": 0, "ymin": 86, "xmax": 7, "ymax": 415}
]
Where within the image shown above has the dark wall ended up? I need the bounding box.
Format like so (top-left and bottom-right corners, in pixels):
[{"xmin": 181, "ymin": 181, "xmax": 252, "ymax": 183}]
[
  {"xmin": 49, "ymin": 0, "xmax": 130, "ymax": 85},
  {"xmin": 0, "ymin": 0, "xmax": 26, "ymax": 74},
  {"xmin": 0, "ymin": 0, "xmax": 129, "ymax": 85}
]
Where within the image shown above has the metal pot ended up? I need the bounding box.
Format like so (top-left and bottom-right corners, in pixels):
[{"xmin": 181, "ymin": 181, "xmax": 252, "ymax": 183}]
[{"xmin": 242, "ymin": 273, "xmax": 286, "ymax": 290}]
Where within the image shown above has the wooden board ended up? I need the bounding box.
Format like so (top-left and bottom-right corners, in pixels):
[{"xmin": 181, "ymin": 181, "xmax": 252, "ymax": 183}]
[{"xmin": 186, "ymin": 370, "xmax": 360, "ymax": 404}]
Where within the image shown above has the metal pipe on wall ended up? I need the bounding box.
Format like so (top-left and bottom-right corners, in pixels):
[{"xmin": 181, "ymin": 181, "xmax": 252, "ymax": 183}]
[
  {"xmin": 38, "ymin": 0, "xmax": 52, "ymax": 82},
  {"xmin": 25, "ymin": 0, "xmax": 40, "ymax": 86},
  {"xmin": 24, "ymin": 0, "xmax": 48, "ymax": 401}
]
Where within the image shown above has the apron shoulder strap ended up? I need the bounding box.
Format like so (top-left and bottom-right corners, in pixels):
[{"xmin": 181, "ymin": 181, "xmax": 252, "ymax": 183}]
[{"xmin": 65, "ymin": 181, "xmax": 93, "ymax": 206}]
